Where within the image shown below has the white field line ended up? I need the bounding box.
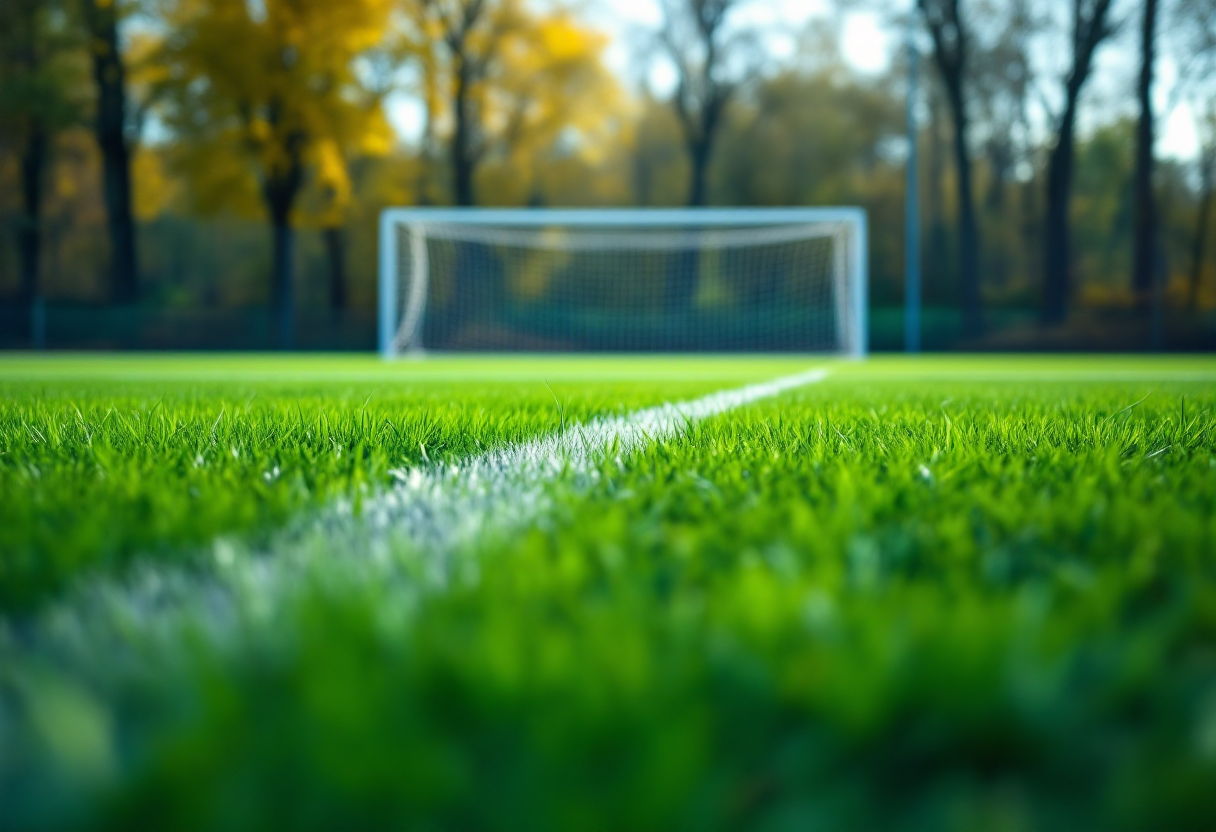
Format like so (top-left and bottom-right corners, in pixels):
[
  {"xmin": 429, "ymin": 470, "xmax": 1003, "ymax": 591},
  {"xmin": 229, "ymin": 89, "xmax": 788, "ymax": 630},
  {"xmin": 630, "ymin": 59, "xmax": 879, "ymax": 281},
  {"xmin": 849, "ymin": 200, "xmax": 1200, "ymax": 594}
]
[
  {"xmin": 19, "ymin": 369, "xmax": 829, "ymax": 659},
  {"xmin": 357, "ymin": 367, "xmax": 830, "ymax": 553}
]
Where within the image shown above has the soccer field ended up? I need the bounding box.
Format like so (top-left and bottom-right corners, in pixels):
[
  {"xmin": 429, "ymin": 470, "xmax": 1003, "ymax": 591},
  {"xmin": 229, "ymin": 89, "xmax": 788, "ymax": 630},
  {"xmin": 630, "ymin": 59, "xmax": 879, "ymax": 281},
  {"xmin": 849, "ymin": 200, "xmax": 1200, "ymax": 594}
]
[{"xmin": 3, "ymin": 354, "xmax": 1216, "ymax": 830}]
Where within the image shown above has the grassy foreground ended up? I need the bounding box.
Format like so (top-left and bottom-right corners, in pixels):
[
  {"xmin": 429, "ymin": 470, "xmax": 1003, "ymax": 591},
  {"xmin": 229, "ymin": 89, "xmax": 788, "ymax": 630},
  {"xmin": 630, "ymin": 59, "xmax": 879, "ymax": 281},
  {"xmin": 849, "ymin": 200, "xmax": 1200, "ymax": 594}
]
[
  {"xmin": 0, "ymin": 355, "xmax": 779, "ymax": 610},
  {"xmin": 2, "ymin": 354, "xmax": 1216, "ymax": 831}
]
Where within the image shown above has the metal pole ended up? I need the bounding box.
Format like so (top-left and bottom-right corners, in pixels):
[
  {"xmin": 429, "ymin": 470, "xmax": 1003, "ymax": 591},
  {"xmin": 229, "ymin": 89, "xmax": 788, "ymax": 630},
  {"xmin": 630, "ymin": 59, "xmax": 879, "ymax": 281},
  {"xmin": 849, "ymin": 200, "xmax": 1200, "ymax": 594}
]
[
  {"xmin": 853, "ymin": 211, "xmax": 869, "ymax": 359},
  {"xmin": 378, "ymin": 210, "xmax": 398, "ymax": 359},
  {"xmin": 905, "ymin": 28, "xmax": 922, "ymax": 354}
]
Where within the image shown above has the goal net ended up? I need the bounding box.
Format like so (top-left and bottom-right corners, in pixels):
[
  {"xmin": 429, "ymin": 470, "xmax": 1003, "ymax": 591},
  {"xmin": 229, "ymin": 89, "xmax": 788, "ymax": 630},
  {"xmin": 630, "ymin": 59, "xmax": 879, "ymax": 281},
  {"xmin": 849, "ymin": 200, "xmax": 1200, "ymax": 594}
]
[{"xmin": 379, "ymin": 209, "xmax": 867, "ymax": 357}]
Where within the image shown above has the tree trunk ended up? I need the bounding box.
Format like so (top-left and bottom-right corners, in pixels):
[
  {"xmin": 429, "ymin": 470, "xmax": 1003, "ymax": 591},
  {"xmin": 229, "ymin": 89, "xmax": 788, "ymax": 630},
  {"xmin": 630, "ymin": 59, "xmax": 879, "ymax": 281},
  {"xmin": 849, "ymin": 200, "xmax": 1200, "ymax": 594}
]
[
  {"xmin": 452, "ymin": 61, "xmax": 475, "ymax": 207},
  {"xmin": 18, "ymin": 123, "xmax": 48, "ymax": 347},
  {"xmin": 263, "ymin": 166, "xmax": 302, "ymax": 349},
  {"xmin": 665, "ymin": 136, "xmax": 713, "ymax": 315},
  {"xmin": 926, "ymin": 86, "xmax": 949, "ymax": 297},
  {"xmin": 270, "ymin": 216, "xmax": 294, "ymax": 350},
  {"xmin": 984, "ymin": 140, "xmax": 1012, "ymax": 287},
  {"xmin": 985, "ymin": 141, "xmax": 1009, "ymax": 213},
  {"xmin": 946, "ymin": 84, "xmax": 982, "ymax": 335},
  {"xmin": 258, "ymin": 93, "xmax": 305, "ymax": 350},
  {"xmin": 1043, "ymin": 102, "xmax": 1078, "ymax": 324},
  {"xmin": 18, "ymin": 125, "xmax": 47, "ymax": 306},
  {"xmin": 1132, "ymin": 0, "xmax": 1159, "ymax": 305},
  {"xmin": 633, "ymin": 147, "xmax": 653, "ymax": 207},
  {"xmin": 1190, "ymin": 163, "xmax": 1214, "ymax": 309},
  {"xmin": 916, "ymin": 1, "xmax": 983, "ymax": 336},
  {"xmin": 669, "ymin": 105, "xmax": 721, "ymax": 313},
  {"xmin": 1042, "ymin": 0, "xmax": 1115, "ymax": 325},
  {"xmin": 417, "ymin": 77, "xmax": 436, "ymax": 207},
  {"xmin": 443, "ymin": 58, "xmax": 478, "ymax": 346},
  {"xmin": 84, "ymin": 0, "xmax": 139, "ymax": 303},
  {"xmin": 325, "ymin": 225, "xmax": 347, "ymax": 315},
  {"xmin": 687, "ymin": 136, "xmax": 711, "ymax": 208},
  {"xmin": 1020, "ymin": 172, "xmax": 1039, "ymax": 280}
]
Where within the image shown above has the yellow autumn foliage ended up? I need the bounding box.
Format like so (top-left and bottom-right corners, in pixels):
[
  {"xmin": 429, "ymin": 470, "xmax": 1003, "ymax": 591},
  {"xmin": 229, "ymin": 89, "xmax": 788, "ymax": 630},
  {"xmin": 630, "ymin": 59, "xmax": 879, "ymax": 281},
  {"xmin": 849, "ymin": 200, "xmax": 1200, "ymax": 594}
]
[
  {"xmin": 154, "ymin": 0, "xmax": 395, "ymax": 223},
  {"xmin": 391, "ymin": 0, "xmax": 627, "ymax": 205}
]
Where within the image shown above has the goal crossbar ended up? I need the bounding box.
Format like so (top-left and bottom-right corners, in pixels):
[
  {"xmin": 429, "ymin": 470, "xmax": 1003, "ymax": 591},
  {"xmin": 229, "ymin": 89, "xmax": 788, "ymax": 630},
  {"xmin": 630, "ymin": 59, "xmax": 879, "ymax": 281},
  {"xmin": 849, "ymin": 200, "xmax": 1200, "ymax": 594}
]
[{"xmin": 379, "ymin": 207, "xmax": 868, "ymax": 358}]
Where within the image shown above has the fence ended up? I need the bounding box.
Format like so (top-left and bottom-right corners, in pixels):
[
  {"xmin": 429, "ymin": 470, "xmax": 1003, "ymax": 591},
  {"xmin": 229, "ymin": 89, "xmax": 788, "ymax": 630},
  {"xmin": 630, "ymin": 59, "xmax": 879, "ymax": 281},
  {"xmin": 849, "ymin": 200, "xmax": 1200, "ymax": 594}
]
[{"xmin": 3, "ymin": 302, "xmax": 1214, "ymax": 352}]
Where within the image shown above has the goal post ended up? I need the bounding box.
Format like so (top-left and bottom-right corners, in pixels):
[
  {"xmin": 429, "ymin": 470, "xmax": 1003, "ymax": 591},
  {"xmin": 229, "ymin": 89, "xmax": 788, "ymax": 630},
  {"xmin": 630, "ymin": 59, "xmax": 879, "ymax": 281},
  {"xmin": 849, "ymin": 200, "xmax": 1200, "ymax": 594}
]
[{"xmin": 379, "ymin": 208, "xmax": 868, "ymax": 359}]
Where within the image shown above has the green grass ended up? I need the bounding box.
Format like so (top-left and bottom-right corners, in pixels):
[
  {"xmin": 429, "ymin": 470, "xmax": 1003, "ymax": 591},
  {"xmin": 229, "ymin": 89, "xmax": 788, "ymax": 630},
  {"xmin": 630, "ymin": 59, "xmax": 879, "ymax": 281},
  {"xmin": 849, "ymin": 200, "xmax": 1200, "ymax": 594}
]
[
  {"xmin": 3, "ymin": 354, "xmax": 1216, "ymax": 831},
  {"xmin": 0, "ymin": 356, "xmax": 776, "ymax": 611}
]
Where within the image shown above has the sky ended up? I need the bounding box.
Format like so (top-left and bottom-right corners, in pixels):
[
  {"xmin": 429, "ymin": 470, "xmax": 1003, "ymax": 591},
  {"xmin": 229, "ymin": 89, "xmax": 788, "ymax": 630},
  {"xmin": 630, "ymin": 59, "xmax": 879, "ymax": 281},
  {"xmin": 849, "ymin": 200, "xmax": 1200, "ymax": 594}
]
[{"xmin": 386, "ymin": 0, "xmax": 1203, "ymax": 162}]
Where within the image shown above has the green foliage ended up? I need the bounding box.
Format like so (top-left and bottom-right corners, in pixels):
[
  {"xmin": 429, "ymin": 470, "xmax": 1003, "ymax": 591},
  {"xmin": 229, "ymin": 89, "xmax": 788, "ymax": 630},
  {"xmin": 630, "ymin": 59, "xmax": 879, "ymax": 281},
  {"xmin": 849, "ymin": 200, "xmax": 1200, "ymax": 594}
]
[
  {"xmin": 713, "ymin": 67, "xmax": 905, "ymax": 303},
  {"xmin": 3, "ymin": 356, "xmax": 1216, "ymax": 831},
  {"xmin": 150, "ymin": 0, "xmax": 395, "ymax": 224},
  {"xmin": 0, "ymin": 0, "xmax": 87, "ymax": 140}
]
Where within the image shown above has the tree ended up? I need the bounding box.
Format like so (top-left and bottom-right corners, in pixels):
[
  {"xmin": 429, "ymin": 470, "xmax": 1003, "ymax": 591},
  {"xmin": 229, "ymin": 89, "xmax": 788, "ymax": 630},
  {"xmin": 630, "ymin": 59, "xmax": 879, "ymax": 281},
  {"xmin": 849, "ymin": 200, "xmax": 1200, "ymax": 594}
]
[
  {"xmin": 924, "ymin": 77, "xmax": 951, "ymax": 299},
  {"xmin": 968, "ymin": 0, "xmax": 1039, "ymax": 293},
  {"xmin": 312, "ymin": 108, "xmax": 393, "ymax": 316},
  {"xmin": 428, "ymin": 0, "xmax": 500, "ymax": 206},
  {"xmin": 0, "ymin": 0, "xmax": 84, "ymax": 343},
  {"xmin": 709, "ymin": 61, "xmax": 906, "ymax": 305},
  {"xmin": 654, "ymin": 0, "xmax": 755, "ymax": 208},
  {"xmin": 378, "ymin": 4, "xmax": 441, "ymax": 203},
  {"xmin": 630, "ymin": 94, "xmax": 687, "ymax": 207},
  {"xmin": 398, "ymin": 0, "xmax": 615, "ymax": 207},
  {"xmin": 714, "ymin": 67, "xmax": 903, "ymax": 206},
  {"xmin": 1131, "ymin": 0, "xmax": 1160, "ymax": 307},
  {"xmin": 969, "ymin": 0, "xmax": 1035, "ymax": 212},
  {"xmin": 394, "ymin": 0, "xmax": 618, "ymax": 344},
  {"xmin": 1190, "ymin": 106, "xmax": 1215, "ymax": 308},
  {"xmin": 156, "ymin": 0, "xmax": 391, "ymax": 347},
  {"xmin": 309, "ymin": 38, "xmax": 395, "ymax": 316},
  {"xmin": 402, "ymin": 0, "xmax": 522, "ymax": 207},
  {"xmin": 490, "ymin": 13, "xmax": 620, "ymax": 200},
  {"xmin": 1041, "ymin": 0, "xmax": 1116, "ymax": 323},
  {"xmin": 916, "ymin": 0, "xmax": 983, "ymax": 336},
  {"xmin": 81, "ymin": 0, "xmax": 140, "ymax": 302},
  {"xmin": 1170, "ymin": 0, "xmax": 1216, "ymax": 309},
  {"xmin": 646, "ymin": 0, "xmax": 756, "ymax": 314}
]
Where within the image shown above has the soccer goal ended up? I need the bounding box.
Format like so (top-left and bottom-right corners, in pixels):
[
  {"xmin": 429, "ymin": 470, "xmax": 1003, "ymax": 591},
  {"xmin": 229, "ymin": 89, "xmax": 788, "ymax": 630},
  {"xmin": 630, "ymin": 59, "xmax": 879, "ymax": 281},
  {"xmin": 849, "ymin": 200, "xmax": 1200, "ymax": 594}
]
[{"xmin": 378, "ymin": 208, "xmax": 868, "ymax": 358}]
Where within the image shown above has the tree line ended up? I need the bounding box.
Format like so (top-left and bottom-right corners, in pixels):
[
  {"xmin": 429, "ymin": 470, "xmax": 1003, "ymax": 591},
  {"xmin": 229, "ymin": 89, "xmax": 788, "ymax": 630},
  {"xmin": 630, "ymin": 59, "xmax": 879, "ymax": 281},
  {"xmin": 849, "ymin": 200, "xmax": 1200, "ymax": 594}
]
[
  {"xmin": 1, "ymin": 0, "xmax": 1215, "ymax": 348},
  {"xmin": 913, "ymin": 0, "xmax": 1215, "ymax": 339}
]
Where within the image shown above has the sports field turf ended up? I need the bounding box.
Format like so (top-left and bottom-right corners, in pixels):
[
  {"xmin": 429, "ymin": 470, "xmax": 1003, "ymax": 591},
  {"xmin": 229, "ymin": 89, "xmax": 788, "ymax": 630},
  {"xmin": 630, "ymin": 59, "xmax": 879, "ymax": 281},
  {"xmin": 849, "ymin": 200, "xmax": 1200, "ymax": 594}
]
[{"xmin": 2, "ymin": 353, "xmax": 1216, "ymax": 830}]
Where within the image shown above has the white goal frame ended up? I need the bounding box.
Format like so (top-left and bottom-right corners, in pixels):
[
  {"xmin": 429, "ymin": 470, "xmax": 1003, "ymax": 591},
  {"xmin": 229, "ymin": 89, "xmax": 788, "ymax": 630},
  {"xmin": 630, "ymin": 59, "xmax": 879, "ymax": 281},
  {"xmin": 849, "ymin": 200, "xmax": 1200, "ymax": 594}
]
[{"xmin": 378, "ymin": 207, "xmax": 869, "ymax": 359}]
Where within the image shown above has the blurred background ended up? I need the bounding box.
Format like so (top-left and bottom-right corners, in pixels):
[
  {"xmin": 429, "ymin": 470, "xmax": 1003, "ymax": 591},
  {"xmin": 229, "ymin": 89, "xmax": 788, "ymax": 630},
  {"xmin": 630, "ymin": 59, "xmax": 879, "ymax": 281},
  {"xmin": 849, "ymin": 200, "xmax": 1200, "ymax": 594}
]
[{"xmin": 0, "ymin": 0, "xmax": 1214, "ymax": 353}]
